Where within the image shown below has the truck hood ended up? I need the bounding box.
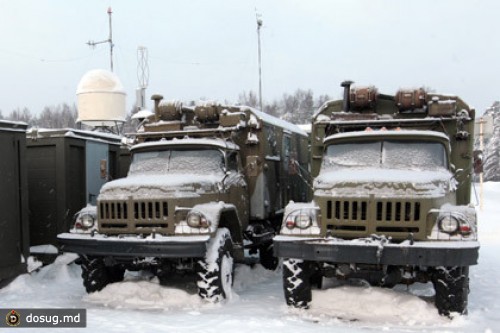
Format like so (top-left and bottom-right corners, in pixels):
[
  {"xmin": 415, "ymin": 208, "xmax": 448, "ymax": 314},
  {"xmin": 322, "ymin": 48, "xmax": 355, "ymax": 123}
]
[
  {"xmin": 98, "ymin": 174, "xmax": 223, "ymax": 200},
  {"xmin": 314, "ymin": 168, "xmax": 456, "ymax": 197}
]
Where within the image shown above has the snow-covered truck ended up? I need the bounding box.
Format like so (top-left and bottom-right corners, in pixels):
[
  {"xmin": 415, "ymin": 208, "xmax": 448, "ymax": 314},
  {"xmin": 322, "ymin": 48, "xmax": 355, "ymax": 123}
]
[
  {"xmin": 58, "ymin": 96, "xmax": 309, "ymax": 301},
  {"xmin": 274, "ymin": 81, "xmax": 480, "ymax": 316}
]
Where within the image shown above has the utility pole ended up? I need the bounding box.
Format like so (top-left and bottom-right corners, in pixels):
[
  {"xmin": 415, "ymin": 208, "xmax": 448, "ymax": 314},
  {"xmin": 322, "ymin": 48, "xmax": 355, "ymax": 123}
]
[
  {"xmin": 87, "ymin": 7, "xmax": 114, "ymax": 72},
  {"xmin": 256, "ymin": 13, "xmax": 263, "ymax": 112},
  {"xmin": 479, "ymin": 117, "xmax": 485, "ymax": 211}
]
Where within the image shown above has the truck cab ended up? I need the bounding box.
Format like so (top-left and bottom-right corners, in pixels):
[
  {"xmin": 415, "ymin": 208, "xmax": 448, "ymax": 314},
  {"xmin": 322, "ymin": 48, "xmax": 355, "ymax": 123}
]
[{"xmin": 96, "ymin": 138, "xmax": 249, "ymax": 259}]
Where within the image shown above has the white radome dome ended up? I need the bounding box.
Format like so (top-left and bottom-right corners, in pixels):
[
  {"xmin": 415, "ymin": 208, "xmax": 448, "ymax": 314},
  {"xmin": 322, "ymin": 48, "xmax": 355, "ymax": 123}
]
[{"xmin": 76, "ymin": 69, "xmax": 127, "ymax": 126}]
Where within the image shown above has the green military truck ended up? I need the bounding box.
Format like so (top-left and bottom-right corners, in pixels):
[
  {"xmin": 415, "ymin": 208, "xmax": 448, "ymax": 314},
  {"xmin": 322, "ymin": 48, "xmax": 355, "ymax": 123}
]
[
  {"xmin": 58, "ymin": 96, "xmax": 309, "ymax": 302},
  {"xmin": 274, "ymin": 81, "xmax": 480, "ymax": 316}
]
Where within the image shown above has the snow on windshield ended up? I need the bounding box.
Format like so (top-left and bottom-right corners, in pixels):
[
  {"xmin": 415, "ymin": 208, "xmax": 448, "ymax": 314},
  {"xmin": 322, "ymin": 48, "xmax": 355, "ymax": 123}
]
[
  {"xmin": 322, "ymin": 140, "xmax": 447, "ymax": 171},
  {"xmin": 129, "ymin": 149, "xmax": 225, "ymax": 176}
]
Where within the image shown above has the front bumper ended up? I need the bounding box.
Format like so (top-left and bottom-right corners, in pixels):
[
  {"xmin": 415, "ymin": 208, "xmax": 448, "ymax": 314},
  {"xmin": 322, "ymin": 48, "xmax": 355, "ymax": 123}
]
[
  {"xmin": 57, "ymin": 233, "xmax": 209, "ymax": 258},
  {"xmin": 274, "ymin": 236, "xmax": 480, "ymax": 267}
]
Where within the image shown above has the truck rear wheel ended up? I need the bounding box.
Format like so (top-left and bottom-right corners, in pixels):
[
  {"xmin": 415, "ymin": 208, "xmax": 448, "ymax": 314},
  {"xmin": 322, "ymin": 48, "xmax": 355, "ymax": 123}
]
[
  {"xmin": 80, "ymin": 256, "xmax": 125, "ymax": 293},
  {"xmin": 282, "ymin": 258, "xmax": 312, "ymax": 308},
  {"xmin": 432, "ymin": 266, "xmax": 469, "ymax": 316},
  {"xmin": 196, "ymin": 228, "xmax": 234, "ymax": 302}
]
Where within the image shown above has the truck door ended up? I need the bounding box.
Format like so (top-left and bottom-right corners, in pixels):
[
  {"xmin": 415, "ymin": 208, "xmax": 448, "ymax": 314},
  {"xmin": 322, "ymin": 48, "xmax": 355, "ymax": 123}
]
[
  {"xmin": 282, "ymin": 133, "xmax": 291, "ymax": 205},
  {"xmin": 86, "ymin": 142, "xmax": 109, "ymax": 205},
  {"xmin": 226, "ymin": 151, "xmax": 249, "ymax": 225}
]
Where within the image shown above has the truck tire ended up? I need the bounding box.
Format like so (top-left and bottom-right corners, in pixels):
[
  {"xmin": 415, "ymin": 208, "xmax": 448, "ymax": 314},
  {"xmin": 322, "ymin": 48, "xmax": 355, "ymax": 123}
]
[
  {"xmin": 283, "ymin": 258, "xmax": 312, "ymax": 308},
  {"xmin": 259, "ymin": 243, "xmax": 279, "ymax": 270},
  {"xmin": 80, "ymin": 256, "xmax": 125, "ymax": 293},
  {"xmin": 432, "ymin": 266, "xmax": 469, "ymax": 316},
  {"xmin": 196, "ymin": 228, "xmax": 234, "ymax": 302}
]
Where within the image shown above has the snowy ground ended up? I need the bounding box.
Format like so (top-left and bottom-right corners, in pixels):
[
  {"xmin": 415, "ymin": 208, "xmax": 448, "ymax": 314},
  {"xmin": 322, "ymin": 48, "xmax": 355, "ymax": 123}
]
[{"xmin": 2, "ymin": 183, "xmax": 499, "ymax": 332}]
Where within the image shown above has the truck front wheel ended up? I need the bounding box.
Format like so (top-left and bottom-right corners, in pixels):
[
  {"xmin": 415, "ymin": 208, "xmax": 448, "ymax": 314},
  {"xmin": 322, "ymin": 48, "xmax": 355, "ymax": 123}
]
[
  {"xmin": 282, "ymin": 258, "xmax": 312, "ymax": 308},
  {"xmin": 80, "ymin": 256, "xmax": 125, "ymax": 293},
  {"xmin": 432, "ymin": 266, "xmax": 469, "ymax": 316},
  {"xmin": 196, "ymin": 228, "xmax": 234, "ymax": 302}
]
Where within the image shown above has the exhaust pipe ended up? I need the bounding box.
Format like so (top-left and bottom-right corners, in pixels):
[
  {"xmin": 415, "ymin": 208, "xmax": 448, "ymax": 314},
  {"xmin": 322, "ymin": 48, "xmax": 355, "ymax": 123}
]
[
  {"xmin": 151, "ymin": 94, "xmax": 164, "ymax": 122},
  {"xmin": 341, "ymin": 80, "xmax": 353, "ymax": 112}
]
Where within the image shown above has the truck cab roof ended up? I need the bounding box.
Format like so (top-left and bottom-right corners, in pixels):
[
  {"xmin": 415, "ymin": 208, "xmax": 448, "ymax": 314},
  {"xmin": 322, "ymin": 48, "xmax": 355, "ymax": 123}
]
[
  {"xmin": 131, "ymin": 138, "xmax": 240, "ymax": 152},
  {"xmin": 324, "ymin": 129, "xmax": 451, "ymax": 145}
]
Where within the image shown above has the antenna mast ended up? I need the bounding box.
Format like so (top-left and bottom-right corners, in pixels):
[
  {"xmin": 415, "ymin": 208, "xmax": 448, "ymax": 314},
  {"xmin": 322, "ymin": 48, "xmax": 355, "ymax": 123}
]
[
  {"xmin": 256, "ymin": 12, "xmax": 263, "ymax": 112},
  {"xmin": 136, "ymin": 46, "xmax": 150, "ymax": 110},
  {"xmin": 87, "ymin": 7, "xmax": 114, "ymax": 71}
]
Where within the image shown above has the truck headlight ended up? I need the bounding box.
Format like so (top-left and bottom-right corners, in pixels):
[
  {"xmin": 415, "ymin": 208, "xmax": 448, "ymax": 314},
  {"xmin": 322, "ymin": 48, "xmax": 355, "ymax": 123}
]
[
  {"xmin": 81, "ymin": 214, "xmax": 95, "ymax": 228},
  {"xmin": 294, "ymin": 213, "xmax": 312, "ymax": 229},
  {"xmin": 285, "ymin": 209, "xmax": 315, "ymax": 229},
  {"xmin": 187, "ymin": 212, "xmax": 210, "ymax": 228},
  {"xmin": 438, "ymin": 215, "xmax": 459, "ymax": 234},
  {"xmin": 71, "ymin": 205, "xmax": 98, "ymax": 233}
]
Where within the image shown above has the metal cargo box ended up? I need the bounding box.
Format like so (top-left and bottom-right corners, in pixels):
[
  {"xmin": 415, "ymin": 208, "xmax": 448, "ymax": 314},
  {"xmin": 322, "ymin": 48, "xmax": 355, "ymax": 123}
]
[
  {"xmin": 26, "ymin": 129, "xmax": 124, "ymax": 247},
  {"xmin": 0, "ymin": 120, "xmax": 29, "ymax": 285}
]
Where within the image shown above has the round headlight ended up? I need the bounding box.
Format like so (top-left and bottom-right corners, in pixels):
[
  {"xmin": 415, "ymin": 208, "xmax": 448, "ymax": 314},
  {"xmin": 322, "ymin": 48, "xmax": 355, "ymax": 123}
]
[
  {"xmin": 438, "ymin": 215, "xmax": 459, "ymax": 234},
  {"xmin": 187, "ymin": 213, "xmax": 210, "ymax": 228},
  {"xmin": 294, "ymin": 213, "xmax": 312, "ymax": 229},
  {"xmin": 81, "ymin": 214, "xmax": 95, "ymax": 228}
]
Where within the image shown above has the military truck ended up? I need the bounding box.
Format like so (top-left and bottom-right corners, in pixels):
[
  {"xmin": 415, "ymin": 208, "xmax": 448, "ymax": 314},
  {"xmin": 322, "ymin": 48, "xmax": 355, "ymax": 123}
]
[
  {"xmin": 58, "ymin": 96, "xmax": 309, "ymax": 301},
  {"xmin": 273, "ymin": 81, "xmax": 480, "ymax": 316}
]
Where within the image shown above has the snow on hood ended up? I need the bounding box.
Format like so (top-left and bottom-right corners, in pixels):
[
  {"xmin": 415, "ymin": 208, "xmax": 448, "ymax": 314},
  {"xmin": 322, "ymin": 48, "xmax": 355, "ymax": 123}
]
[
  {"xmin": 315, "ymin": 168, "xmax": 456, "ymax": 197},
  {"xmin": 99, "ymin": 174, "xmax": 223, "ymax": 200}
]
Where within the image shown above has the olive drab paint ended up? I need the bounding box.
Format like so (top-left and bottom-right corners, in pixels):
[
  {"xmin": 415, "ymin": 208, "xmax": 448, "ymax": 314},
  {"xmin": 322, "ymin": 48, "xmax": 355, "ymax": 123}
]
[{"xmin": 274, "ymin": 82, "xmax": 480, "ymax": 315}]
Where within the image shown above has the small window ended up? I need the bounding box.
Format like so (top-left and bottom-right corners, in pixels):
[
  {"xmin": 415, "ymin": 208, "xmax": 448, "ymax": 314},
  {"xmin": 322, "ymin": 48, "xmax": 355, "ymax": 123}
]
[{"xmin": 227, "ymin": 152, "xmax": 239, "ymax": 171}]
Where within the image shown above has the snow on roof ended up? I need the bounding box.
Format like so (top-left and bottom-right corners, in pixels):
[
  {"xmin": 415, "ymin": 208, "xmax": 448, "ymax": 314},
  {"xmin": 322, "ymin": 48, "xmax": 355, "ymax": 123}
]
[
  {"xmin": 76, "ymin": 69, "xmax": 125, "ymax": 95},
  {"xmin": 324, "ymin": 129, "xmax": 450, "ymax": 144},
  {"xmin": 297, "ymin": 124, "xmax": 312, "ymax": 133},
  {"xmin": 131, "ymin": 138, "xmax": 240, "ymax": 152},
  {"xmin": 131, "ymin": 109, "xmax": 154, "ymax": 120},
  {"xmin": 0, "ymin": 119, "xmax": 28, "ymax": 132},
  {"xmin": 28, "ymin": 128, "xmax": 123, "ymax": 144},
  {"xmin": 246, "ymin": 107, "xmax": 308, "ymax": 137}
]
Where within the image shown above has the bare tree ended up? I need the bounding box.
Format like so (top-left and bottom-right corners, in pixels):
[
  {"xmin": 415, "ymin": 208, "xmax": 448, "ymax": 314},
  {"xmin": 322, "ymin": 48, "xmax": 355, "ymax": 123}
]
[
  {"xmin": 280, "ymin": 89, "xmax": 314, "ymax": 124},
  {"xmin": 36, "ymin": 104, "xmax": 78, "ymax": 128},
  {"xmin": 238, "ymin": 91, "xmax": 259, "ymax": 108},
  {"xmin": 316, "ymin": 94, "xmax": 332, "ymax": 108},
  {"xmin": 9, "ymin": 107, "xmax": 34, "ymax": 125},
  {"xmin": 263, "ymin": 100, "xmax": 280, "ymax": 118}
]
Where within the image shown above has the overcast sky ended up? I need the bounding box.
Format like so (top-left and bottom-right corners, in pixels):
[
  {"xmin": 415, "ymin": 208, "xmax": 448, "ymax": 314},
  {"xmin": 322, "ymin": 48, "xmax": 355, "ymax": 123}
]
[{"xmin": 0, "ymin": 0, "xmax": 499, "ymax": 116}]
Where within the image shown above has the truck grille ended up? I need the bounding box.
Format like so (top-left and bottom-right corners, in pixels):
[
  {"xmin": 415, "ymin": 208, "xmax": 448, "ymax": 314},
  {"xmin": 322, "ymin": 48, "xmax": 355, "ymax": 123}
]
[
  {"xmin": 98, "ymin": 200, "xmax": 170, "ymax": 233},
  {"xmin": 325, "ymin": 199, "xmax": 423, "ymax": 238}
]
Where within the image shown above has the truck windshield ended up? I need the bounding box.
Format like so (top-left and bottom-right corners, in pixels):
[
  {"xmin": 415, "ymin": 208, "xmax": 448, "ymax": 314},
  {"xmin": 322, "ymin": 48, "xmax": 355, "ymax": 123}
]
[
  {"xmin": 129, "ymin": 148, "xmax": 225, "ymax": 176},
  {"xmin": 322, "ymin": 140, "xmax": 448, "ymax": 171}
]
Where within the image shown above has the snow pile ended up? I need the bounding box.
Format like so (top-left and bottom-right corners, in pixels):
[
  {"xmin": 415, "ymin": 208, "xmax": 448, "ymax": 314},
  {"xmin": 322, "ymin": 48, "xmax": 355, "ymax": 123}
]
[
  {"xmin": 232, "ymin": 264, "xmax": 280, "ymax": 292},
  {"xmin": 26, "ymin": 256, "xmax": 43, "ymax": 272},
  {"xmin": 0, "ymin": 253, "xmax": 82, "ymax": 308},
  {"xmin": 303, "ymin": 286, "xmax": 447, "ymax": 326},
  {"xmin": 84, "ymin": 279, "xmax": 203, "ymax": 310}
]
